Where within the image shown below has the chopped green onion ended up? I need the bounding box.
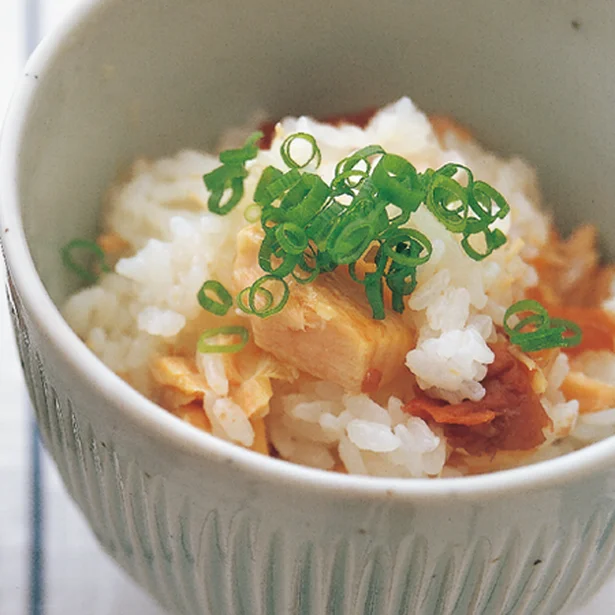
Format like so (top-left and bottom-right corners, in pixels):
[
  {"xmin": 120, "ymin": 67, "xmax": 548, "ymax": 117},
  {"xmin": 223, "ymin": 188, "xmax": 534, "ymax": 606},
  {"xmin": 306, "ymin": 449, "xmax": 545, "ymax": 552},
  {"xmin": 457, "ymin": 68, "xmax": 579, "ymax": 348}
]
[
  {"xmin": 504, "ymin": 300, "xmax": 550, "ymax": 336},
  {"xmin": 203, "ymin": 164, "xmax": 248, "ymax": 215},
  {"xmin": 248, "ymin": 275, "xmax": 290, "ymax": 317},
  {"xmin": 550, "ymin": 318, "xmax": 583, "ymax": 348},
  {"xmin": 332, "ymin": 145, "xmax": 385, "ymax": 195},
  {"xmin": 372, "ymin": 154, "xmax": 423, "ymax": 214},
  {"xmin": 197, "ymin": 326, "xmax": 249, "ymax": 354},
  {"xmin": 334, "ymin": 145, "xmax": 385, "ymax": 178},
  {"xmin": 461, "ymin": 228, "xmax": 507, "ymax": 261},
  {"xmin": 62, "ymin": 239, "xmax": 110, "ymax": 284},
  {"xmin": 504, "ymin": 299, "xmax": 582, "ymax": 352},
  {"xmin": 331, "ymin": 169, "xmax": 370, "ymax": 196},
  {"xmin": 307, "ymin": 199, "xmax": 345, "ymax": 250},
  {"xmin": 386, "ymin": 267, "xmax": 418, "ymax": 313},
  {"xmin": 329, "ymin": 218, "xmax": 375, "ymax": 265},
  {"xmin": 278, "ymin": 173, "xmax": 330, "ymax": 227},
  {"xmin": 204, "ymin": 132, "xmax": 265, "ymax": 216},
  {"xmin": 197, "ymin": 280, "xmax": 233, "ymax": 316},
  {"xmin": 254, "ymin": 166, "xmax": 284, "ymax": 205},
  {"xmin": 265, "ymin": 168, "xmax": 302, "ymax": 201},
  {"xmin": 382, "ymin": 229, "xmax": 433, "ymax": 267},
  {"xmin": 275, "ymin": 222, "xmax": 308, "ymax": 255},
  {"xmin": 425, "ymin": 173, "xmax": 469, "ymax": 232},
  {"xmin": 219, "ymin": 131, "xmax": 263, "ymax": 165},
  {"xmin": 365, "ymin": 275, "xmax": 385, "ymax": 320},
  {"xmin": 258, "ymin": 232, "xmax": 300, "ymax": 277},
  {"xmin": 237, "ymin": 285, "xmax": 273, "ymax": 315},
  {"xmin": 199, "ymin": 130, "xmax": 521, "ymax": 331},
  {"xmin": 244, "ymin": 204, "xmax": 262, "ymax": 223},
  {"xmin": 280, "ymin": 133, "xmax": 322, "ymax": 169},
  {"xmin": 291, "ymin": 255, "xmax": 320, "ymax": 284},
  {"xmin": 470, "ymin": 181, "xmax": 510, "ymax": 221},
  {"xmin": 435, "ymin": 163, "xmax": 474, "ymax": 186}
]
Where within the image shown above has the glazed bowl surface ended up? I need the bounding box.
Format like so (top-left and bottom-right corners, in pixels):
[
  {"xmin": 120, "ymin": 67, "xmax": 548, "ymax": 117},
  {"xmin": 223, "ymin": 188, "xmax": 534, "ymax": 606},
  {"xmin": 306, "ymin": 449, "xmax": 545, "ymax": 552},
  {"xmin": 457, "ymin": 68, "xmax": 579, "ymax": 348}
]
[{"xmin": 3, "ymin": 1, "xmax": 615, "ymax": 613}]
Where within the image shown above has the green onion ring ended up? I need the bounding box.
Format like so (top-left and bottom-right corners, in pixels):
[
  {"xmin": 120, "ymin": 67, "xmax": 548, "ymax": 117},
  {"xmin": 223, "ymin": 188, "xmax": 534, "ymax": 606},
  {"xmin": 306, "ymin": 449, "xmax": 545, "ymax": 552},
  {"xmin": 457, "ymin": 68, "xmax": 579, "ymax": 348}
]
[
  {"xmin": 330, "ymin": 218, "xmax": 375, "ymax": 265},
  {"xmin": 503, "ymin": 300, "xmax": 551, "ymax": 336},
  {"xmin": 266, "ymin": 168, "xmax": 302, "ymax": 201},
  {"xmin": 386, "ymin": 268, "xmax": 418, "ymax": 313},
  {"xmin": 550, "ymin": 318, "xmax": 583, "ymax": 349},
  {"xmin": 307, "ymin": 199, "xmax": 345, "ymax": 250},
  {"xmin": 237, "ymin": 285, "xmax": 274, "ymax": 315},
  {"xmin": 435, "ymin": 163, "xmax": 475, "ymax": 186},
  {"xmin": 461, "ymin": 228, "xmax": 507, "ymax": 261},
  {"xmin": 382, "ymin": 229, "xmax": 433, "ymax": 267},
  {"xmin": 244, "ymin": 204, "xmax": 262, "ymax": 223},
  {"xmin": 254, "ymin": 166, "xmax": 284, "ymax": 205},
  {"xmin": 334, "ymin": 145, "xmax": 385, "ymax": 177},
  {"xmin": 278, "ymin": 173, "xmax": 330, "ymax": 227},
  {"xmin": 203, "ymin": 164, "xmax": 248, "ymax": 215},
  {"xmin": 280, "ymin": 133, "xmax": 322, "ymax": 169},
  {"xmin": 197, "ymin": 280, "xmax": 233, "ymax": 316},
  {"xmin": 372, "ymin": 154, "xmax": 423, "ymax": 213},
  {"xmin": 258, "ymin": 233, "xmax": 300, "ymax": 277},
  {"xmin": 425, "ymin": 173, "xmax": 470, "ymax": 232},
  {"xmin": 292, "ymin": 253, "xmax": 320, "ymax": 284},
  {"xmin": 62, "ymin": 239, "xmax": 111, "ymax": 284},
  {"xmin": 219, "ymin": 131, "xmax": 263, "ymax": 165},
  {"xmin": 503, "ymin": 299, "xmax": 582, "ymax": 352},
  {"xmin": 197, "ymin": 326, "xmax": 249, "ymax": 354},
  {"xmin": 331, "ymin": 168, "xmax": 370, "ymax": 196},
  {"xmin": 275, "ymin": 222, "xmax": 309, "ymax": 255},
  {"xmin": 249, "ymin": 275, "xmax": 290, "ymax": 317},
  {"xmin": 471, "ymin": 180, "xmax": 510, "ymax": 220}
]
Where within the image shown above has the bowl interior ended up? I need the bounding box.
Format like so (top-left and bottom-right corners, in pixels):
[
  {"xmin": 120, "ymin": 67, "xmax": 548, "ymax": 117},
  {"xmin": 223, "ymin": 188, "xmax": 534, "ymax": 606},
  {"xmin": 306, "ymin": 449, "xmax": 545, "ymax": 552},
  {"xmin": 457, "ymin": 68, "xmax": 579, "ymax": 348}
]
[{"xmin": 12, "ymin": 0, "xmax": 615, "ymax": 306}]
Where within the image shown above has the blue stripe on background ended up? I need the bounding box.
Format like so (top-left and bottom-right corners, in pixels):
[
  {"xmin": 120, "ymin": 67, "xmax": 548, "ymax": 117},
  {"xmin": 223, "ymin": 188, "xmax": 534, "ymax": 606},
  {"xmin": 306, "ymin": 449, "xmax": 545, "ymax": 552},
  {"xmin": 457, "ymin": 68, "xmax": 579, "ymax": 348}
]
[
  {"xmin": 29, "ymin": 423, "xmax": 44, "ymax": 615},
  {"xmin": 25, "ymin": 0, "xmax": 40, "ymax": 56},
  {"xmin": 25, "ymin": 1, "xmax": 44, "ymax": 614}
]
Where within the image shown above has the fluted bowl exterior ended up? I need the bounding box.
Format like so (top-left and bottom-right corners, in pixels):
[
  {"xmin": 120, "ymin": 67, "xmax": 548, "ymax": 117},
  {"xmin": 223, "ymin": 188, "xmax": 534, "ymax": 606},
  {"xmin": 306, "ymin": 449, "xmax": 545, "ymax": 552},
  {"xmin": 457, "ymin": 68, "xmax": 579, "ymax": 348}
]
[
  {"xmin": 3, "ymin": 1, "xmax": 615, "ymax": 613},
  {"xmin": 8, "ymin": 262, "xmax": 615, "ymax": 614}
]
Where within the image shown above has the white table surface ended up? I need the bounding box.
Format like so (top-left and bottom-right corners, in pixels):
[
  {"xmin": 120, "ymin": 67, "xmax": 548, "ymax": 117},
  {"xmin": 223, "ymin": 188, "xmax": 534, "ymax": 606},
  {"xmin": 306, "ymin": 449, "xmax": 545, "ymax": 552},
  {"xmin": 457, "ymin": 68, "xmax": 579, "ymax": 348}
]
[{"xmin": 1, "ymin": 1, "xmax": 615, "ymax": 613}]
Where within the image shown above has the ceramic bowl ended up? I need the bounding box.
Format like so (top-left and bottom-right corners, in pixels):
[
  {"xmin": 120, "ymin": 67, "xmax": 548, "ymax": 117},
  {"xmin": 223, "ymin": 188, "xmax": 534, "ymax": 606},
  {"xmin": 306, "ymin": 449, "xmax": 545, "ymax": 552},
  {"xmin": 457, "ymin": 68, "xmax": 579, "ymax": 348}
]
[{"xmin": 3, "ymin": 1, "xmax": 615, "ymax": 613}]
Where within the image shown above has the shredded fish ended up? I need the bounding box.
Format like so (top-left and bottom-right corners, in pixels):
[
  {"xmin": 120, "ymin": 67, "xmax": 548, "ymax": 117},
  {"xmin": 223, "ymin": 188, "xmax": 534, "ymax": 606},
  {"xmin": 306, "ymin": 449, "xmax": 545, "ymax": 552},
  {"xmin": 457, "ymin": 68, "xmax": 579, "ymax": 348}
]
[{"xmin": 233, "ymin": 225, "xmax": 415, "ymax": 393}]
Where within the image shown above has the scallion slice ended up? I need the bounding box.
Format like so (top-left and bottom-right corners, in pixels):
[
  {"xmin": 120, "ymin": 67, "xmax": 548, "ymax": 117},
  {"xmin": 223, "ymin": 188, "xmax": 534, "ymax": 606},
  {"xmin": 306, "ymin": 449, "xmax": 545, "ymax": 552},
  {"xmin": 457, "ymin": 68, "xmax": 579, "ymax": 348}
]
[
  {"xmin": 244, "ymin": 204, "xmax": 262, "ymax": 223},
  {"xmin": 280, "ymin": 133, "xmax": 322, "ymax": 169},
  {"xmin": 504, "ymin": 299, "xmax": 582, "ymax": 352},
  {"xmin": 382, "ymin": 228, "xmax": 433, "ymax": 267},
  {"xmin": 219, "ymin": 131, "xmax": 263, "ymax": 165},
  {"xmin": 197, "ymin": 280, "xmax": 233, "ymax": 316},
  {"xmin": 248, "ymin": 275, "xmax": 290, "ymax": 317},
  {"xmin": 62, "ymin": 239, "xmax": 110, "ymax": 284},
  {"xmin": 197, "ymin": 326, "xmax": 249, "ymax": 354}
]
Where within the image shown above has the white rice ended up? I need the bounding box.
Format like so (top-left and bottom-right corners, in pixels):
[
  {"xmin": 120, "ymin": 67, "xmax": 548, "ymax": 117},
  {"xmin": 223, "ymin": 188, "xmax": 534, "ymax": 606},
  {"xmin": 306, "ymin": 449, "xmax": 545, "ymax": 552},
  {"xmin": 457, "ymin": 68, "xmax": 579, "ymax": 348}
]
[{"xmin": 62, "ymin": 96, "xmax": 615, "ymax": 477}]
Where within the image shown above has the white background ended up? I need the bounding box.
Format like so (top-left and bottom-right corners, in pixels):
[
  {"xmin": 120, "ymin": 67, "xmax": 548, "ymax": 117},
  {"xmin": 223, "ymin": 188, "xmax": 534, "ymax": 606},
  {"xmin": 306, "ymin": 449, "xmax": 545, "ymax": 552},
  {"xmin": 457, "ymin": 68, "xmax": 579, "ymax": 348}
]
[{"xmin": 0, "ymin": 1, "xmax": 614, "ymax": 613}]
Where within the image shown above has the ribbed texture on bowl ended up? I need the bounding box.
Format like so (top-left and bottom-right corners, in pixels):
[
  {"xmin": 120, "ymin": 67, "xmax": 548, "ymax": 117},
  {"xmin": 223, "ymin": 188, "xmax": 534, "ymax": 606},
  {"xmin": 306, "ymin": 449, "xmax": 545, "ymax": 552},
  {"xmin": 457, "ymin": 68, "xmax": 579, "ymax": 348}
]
[{"xmin": 6, "ymin": 267, "xmax": 615, "ymax": 615}]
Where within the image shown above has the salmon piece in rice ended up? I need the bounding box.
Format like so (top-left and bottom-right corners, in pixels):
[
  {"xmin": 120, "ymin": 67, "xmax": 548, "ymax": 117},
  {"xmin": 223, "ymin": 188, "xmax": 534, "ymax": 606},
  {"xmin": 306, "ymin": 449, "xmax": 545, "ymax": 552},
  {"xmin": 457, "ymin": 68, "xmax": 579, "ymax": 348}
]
[
  {"xmin": 561, "ymin": 370, "xmax": 615, "ymax": 414},
  {"xmin": 175, "ymin": 402, "xmax": 211, "ymax": 432},
  {"xmin": 150, "ymin": 355, "xmax": 208, "ymax": 401},
  {"xmin": 251, "ymin": 418, "xmax": 269, "ymax": 455},
  {"xmin": 233, "ymin": 225, "xmax": 415, "ymax": 393},
  {"xmin": 530, "ymin": 225, "xmax": 615, "ymax": 308},
  {"xmin": 96, "ymin": 232, "xmax": 130, "ymax": 256}
]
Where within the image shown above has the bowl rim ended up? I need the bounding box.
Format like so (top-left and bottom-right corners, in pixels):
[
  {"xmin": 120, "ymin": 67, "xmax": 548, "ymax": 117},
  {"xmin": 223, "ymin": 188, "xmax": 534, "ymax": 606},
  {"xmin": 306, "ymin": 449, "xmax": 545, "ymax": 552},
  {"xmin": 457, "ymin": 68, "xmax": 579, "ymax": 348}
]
[{"xmin": 2, "ymin": 0, "xmax": 615, "ymax": 503}]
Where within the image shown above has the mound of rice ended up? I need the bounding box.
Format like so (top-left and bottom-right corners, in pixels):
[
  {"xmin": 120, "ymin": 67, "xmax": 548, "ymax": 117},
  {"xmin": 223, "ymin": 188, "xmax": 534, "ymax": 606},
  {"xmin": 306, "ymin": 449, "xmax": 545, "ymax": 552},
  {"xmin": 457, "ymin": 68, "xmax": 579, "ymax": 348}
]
[{"xmin": 63, "ymin": 97, "xmax": 615, "ymax": 477}]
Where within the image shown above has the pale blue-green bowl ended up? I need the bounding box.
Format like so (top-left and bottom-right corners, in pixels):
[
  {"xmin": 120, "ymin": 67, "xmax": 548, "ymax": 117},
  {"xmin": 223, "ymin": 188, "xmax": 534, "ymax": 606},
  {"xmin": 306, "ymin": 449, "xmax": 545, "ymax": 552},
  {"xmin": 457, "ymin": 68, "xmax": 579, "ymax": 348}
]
[{"xmin": 3, "ymin": 1, "xmax": 615, "ymax": 613}]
